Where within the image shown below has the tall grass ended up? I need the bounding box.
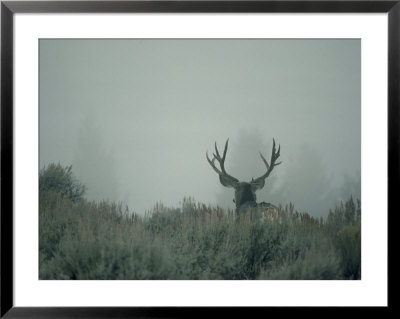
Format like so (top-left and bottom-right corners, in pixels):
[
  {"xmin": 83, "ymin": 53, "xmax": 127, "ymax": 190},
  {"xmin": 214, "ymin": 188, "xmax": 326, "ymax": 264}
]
[{"xmin": 39, "ymin": 164, "xmax": 361, "ymax": 280}]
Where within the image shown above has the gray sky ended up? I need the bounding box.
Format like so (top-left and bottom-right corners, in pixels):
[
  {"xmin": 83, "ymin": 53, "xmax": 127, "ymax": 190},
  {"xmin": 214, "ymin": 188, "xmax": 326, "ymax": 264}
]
[{"xmin": 39, "ymin": 39, "xmax": 361, "ymax": 217}]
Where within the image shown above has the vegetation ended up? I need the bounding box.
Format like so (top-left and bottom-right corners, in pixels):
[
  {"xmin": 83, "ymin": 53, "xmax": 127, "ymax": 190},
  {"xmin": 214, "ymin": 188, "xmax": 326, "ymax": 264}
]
[
  {"xmin": 39, "ymin": 164, "xmax": 361, "ymax": 280},
  {"xmin": 40, "ymin": 163, "xmax": 86, "ymax": 203}
]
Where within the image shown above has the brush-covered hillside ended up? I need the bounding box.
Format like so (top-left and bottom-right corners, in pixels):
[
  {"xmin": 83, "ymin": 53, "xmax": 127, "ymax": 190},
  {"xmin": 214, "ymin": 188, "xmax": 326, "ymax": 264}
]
[{"xmin": 39, "ymin": 163, "xmax": 361, "ymax": 280}]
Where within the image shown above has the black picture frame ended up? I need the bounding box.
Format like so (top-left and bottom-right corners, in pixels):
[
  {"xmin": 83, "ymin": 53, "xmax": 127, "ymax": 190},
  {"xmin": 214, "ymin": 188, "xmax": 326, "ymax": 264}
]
[{"xmin": 1, "ymin": 1, "xmax": 397, "ymax": 317}]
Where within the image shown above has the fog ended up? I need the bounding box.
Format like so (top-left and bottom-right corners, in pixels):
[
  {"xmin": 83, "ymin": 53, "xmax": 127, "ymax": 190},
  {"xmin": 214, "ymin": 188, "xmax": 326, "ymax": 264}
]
[{"xmin": 39, "ymin": 39, "xmax": 360, "ymax": 218}]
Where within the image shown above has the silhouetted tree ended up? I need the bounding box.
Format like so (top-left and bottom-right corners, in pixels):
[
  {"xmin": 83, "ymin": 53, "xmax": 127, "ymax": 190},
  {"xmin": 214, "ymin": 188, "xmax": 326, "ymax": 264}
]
[
  {"xmin": 72, "ymin": 115, "xmax": 120, "ymax": 203},
  {"xmin": 270, "ymin": 144, "xmax": 332, "ymax": 217}
]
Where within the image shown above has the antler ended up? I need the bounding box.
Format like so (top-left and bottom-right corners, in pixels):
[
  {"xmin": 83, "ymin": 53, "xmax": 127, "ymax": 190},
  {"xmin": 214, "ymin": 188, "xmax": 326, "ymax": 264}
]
[
  {"xmin": 206, "ymin": 139, "xmax": 239, "ymax": 187},
  {"xmin": 251, "ymin": 138, "xmax": 282, "ymax": 186}
]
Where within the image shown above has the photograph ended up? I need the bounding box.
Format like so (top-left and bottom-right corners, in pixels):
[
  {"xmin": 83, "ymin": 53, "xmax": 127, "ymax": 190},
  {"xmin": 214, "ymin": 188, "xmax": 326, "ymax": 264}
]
[{"xmin": 39, "ymin": 38, "xmax": 361, "ymax": 280}]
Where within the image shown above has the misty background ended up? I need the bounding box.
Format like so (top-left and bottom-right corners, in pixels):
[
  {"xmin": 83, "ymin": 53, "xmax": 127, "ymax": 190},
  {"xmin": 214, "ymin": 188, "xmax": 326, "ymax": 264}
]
[{"xmin": 39, "ymin": 39, "xmax": 360, "ymax": 218}]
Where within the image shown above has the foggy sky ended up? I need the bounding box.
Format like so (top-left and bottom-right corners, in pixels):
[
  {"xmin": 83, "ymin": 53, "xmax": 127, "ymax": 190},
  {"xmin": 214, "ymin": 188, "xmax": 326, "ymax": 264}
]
[{"xmin": 39, "ymin": 39, "xmax": 361, "ymax": 217}]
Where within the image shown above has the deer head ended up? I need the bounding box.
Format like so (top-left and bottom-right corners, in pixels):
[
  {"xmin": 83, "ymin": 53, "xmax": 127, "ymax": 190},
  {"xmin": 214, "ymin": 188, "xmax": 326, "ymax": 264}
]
[{"xmin": 206, "ymin": 138, "xmax": 281, "ymax": 213}]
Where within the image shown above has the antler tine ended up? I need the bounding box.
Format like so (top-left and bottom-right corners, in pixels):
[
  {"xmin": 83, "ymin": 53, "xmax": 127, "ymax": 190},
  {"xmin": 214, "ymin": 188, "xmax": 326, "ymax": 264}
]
[
  {"xmin": 259, "ymin": 152, "xmax": 270, "ymax": 170},
  {"xmin": 206, "ymin": 139, "xmax": 239, "ymax": 183},
  {"xmin": 214, "ymin": 142, "xmax": 221, "ymax": 160},
  {"xmin": 252, "ymin": 138, "xmax": 282, "ymax": 183},
  {"xmin": 206, "ymin": 151, "xmax": 223, "ymax": 175},
  {"xmin": 219, "ymin": 139, "xmax": 230, "ymax": 174},
  {"xmin": 222, "ymin": 138, "xmax": 229, "ymax": 162},
  {"xmin": 271, "ymin": 139, "xmax": 281, "ymax": 164},
  {"xmin": 213, "ymin": 139, "xmax": 229, "ymax": 161}
]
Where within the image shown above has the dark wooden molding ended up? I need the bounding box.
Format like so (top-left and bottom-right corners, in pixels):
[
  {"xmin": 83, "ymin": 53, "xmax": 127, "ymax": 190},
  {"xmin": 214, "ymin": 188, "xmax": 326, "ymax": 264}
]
[{"xmin": 1, "ymin": 1, "xmax": 396, "ymax": 317}]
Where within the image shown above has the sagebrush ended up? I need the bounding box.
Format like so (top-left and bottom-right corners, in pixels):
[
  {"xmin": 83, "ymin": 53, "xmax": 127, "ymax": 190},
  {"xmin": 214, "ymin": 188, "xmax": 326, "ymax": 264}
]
[{"xmin": 39, "ymin": 164, "xmax": 361, "ymax": 280}]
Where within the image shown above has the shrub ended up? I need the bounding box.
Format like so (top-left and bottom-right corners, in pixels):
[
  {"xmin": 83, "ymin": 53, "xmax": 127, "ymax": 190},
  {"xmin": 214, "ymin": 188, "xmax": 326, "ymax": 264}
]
[
  {"xmin": 39, "ymin": 163, "xmax": 86, "ymax": 202},
  {"xmin": 259, "ymin": 241, "xmax": 341, "ymax": 280},
  {"xmin": 39, "ymin": 167, "xmax": 361, "ymax": 280},
  {"xmin": 334, "ymin": 224, "xmax": 361, "ymax": 279},
  {"xmin": 325, "ymin": 197, "xmax": 361, "ymax": 279}
]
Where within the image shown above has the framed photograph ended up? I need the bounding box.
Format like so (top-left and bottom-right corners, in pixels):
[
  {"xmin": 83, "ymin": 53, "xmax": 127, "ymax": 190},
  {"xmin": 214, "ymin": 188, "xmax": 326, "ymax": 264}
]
[{"xmin": 1, "ymin": 0, "xmax": 396, "ymax": 316}]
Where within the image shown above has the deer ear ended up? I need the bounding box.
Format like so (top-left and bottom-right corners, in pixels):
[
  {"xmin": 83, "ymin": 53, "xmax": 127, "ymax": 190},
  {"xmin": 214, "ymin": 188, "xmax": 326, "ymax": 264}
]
[
  {"xmin": 219, "ymin": 175, "xmax": 238, "ymax": 188},
  {"xmin": 250, "ymin": 178, "xmax": 265, "ymax": 191}
]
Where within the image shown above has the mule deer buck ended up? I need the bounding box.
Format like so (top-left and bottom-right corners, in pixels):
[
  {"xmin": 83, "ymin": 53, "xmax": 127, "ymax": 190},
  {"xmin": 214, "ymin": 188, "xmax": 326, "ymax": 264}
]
[{"xmin": 206, "ymin": 138, "xmax": 281, "ymax": 214}]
